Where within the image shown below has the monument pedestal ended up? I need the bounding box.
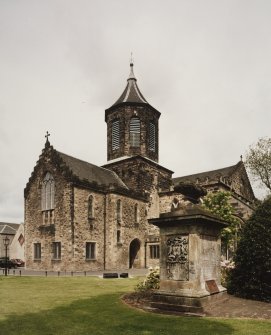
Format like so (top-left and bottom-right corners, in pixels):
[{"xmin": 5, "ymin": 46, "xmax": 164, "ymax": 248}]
[{"xmin": 149, "ymin": 202, "xmax": 228, "ymax": 315}]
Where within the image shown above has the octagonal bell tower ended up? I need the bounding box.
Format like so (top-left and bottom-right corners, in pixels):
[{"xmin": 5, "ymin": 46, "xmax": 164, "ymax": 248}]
[{"xmin": 105, "ymin": 62, "xmax": 160, "ymax": 163}]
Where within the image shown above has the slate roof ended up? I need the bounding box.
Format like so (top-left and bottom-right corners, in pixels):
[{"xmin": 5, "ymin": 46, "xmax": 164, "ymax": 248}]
[
  {"xmin": 57, "ymin": 151, "xmax": 128, "ymax": 190},
  {"xmin": 173, "ymin": 163, "xmax": 238, "ymax": 185},
  {"xmin": 0, "ymin": 223, "xmax": 20, "ymax": 235},
  {"xmin": 112, "ymin": 63, "xmax": 148, "ymax": 106}
]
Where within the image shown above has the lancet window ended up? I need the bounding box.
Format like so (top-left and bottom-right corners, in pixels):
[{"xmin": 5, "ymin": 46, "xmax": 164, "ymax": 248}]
[
  {"xmin": 130, "ymin": 117, "xmax": 140, "ymax": 147},
  {"xmin": 41, "ymin": 172, "xmax": 55, "ymax": 211}
]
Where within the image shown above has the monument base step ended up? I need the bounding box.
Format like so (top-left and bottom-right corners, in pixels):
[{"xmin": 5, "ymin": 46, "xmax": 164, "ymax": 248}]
[
  {"xmin": 150, "ymin": 301, "xmax": 204, "ymax": 314},
  {"xmin": 147, "ymin": 291, "xmax": 228, "ymax": 316}
]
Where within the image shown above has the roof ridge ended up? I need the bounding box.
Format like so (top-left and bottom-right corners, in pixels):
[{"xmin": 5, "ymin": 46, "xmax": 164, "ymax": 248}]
[{"xmin": 174, "ymin": 163, "xmax": 238, "ymax": 180}]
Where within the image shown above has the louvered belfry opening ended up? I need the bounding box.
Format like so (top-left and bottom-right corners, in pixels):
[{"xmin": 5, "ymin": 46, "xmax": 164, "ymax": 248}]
[
  {"xmin": 130, "ymin": 117, "xmax": 140, "ymax": 147},
  {"xmin": 149, "ymin": 122, "xmax": 156, "ymax": 152},
  {"xmin": 112, "ymin": 119, "xmax": 120, "ymax": 150}
]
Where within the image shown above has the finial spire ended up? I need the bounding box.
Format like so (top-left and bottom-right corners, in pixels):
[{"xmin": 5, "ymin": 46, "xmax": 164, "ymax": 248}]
[
  {"xmin": 128, "ymin": 53, "xmax": 136, "ymax": 81},
  {"xmin": 240, "ymin": 154, "xmax": 243, "ymax": 161}
]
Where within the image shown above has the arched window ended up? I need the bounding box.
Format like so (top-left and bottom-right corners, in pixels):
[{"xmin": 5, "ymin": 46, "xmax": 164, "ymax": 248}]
[
  {"xmin": 134, "ymin": 204, "xmax": 139, "ymax": 224},
  {"xmin": 116, "ymin": 199, "xmax": 122, "ymax": 243},
  {"xmin": 149, "ymin": 122, "xmax": 156, "ymax": 151},
  {"xmin": 88, "ymin": 195, "xmax": 94, "ymax": 219},
  {"xmin": 116, "ymin": 199, "xmax": 122, "ymax": 223},
  {"xmin": 130, "ymin": 117, "xmax": 140, "ymax": 147},
  {"xmin": 112, "ymin": 120, "xmax": 120, "ymax": 150},
  {"xmin": 41, "ymin": 172, "xmax": 55, "ymax": 211}
]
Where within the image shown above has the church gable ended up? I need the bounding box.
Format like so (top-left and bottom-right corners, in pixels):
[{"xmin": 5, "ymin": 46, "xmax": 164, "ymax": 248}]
[
  {"xmin": 228, "ymin": 161, "xmax": 255, "ymax": 202},
  {"xmin": 173, "ymin": 161, "xmax": 255, "ymax": 204},
  {"xmin": 25, "ymin": 142, "xmax": 128, "ymax": 198}
]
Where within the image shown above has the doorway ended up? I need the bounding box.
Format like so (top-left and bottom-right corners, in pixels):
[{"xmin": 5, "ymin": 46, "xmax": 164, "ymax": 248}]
[{"xmin": 129, "ymin": 238, "xmax": 141, "ymax": 268}]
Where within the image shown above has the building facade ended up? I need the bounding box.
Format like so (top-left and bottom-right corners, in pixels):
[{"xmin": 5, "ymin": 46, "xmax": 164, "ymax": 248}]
[{"xmin": 24, "ymin": 62, "xmax": 255, "ymax": 271}]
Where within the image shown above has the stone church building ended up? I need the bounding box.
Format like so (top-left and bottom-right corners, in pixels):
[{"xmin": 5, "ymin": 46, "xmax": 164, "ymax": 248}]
[{"xmin": 24, "ymin": 63, "xmax": 256, "ymax": 271}]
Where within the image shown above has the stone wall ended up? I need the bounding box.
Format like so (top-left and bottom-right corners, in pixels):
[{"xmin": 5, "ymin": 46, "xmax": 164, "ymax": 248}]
[
  {"xmin": 104, "ymin": 193, "xmax": 148, "ymax": 269},
  {"xmin": 25, "ymin": 156, "xmax": 152, "ymax": 271},
  {"xmin": 25, "ymin": 158, "xmax": 74, "ymax": 271},
  {"xmin": 104, "ymin": 157, "xmax": 172, "ymax": 195}
]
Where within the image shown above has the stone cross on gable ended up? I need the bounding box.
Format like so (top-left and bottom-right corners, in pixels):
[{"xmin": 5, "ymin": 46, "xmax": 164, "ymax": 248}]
[{"xmin": 45, "ymin": 131, "xmax": 50, "ymax": 143}]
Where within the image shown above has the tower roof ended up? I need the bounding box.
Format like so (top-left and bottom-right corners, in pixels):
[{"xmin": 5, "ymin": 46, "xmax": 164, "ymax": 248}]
[{"xmin": 112, "ymin": 62, "xmax": 149, "ymax": 106}]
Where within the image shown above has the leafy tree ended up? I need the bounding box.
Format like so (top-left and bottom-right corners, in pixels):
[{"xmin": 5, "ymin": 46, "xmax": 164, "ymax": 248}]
[
  {"xmin": 245, "ymin": 137, "xmax": 271, "ymax": 192},
  {"xmin": 227, "ymin": 197, "xmax": 271, "ymax": 302},
  {"xmin": 202, "ymin": 191, "xmax": 239, "ymax": 247}
]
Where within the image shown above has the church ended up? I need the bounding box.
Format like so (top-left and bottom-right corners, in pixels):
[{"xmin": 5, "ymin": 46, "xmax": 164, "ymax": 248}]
[{"xmin": 24, "ymin": 62, "xmax": 256, "ymax": 271}]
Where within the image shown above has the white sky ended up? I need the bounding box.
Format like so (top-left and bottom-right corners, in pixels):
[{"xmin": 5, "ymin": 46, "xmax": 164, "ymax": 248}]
[{"xmin": 1, "ymin": 0, "xmax": 271, "ymax": 223}]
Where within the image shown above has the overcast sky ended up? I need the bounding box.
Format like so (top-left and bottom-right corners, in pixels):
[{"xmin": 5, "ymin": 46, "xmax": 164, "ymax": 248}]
[{"xmin": 1, "ymin": 0, "xmax": 271, "ymax": 223}]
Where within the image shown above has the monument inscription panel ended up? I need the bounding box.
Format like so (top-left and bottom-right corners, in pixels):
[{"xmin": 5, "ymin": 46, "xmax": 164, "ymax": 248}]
[
  {"xmin": 166, "ymin": 235, "xmax": 189, "ymax": 281},
  {"xmin": 201, "ymin": 235, "xmax": 219, "ymax": 280}
]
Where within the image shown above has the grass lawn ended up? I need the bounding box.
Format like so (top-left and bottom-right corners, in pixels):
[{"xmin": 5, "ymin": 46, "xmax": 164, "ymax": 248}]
[{"xmin": 0, "ymin": 276, "xmax": 270, "ymax": 335}]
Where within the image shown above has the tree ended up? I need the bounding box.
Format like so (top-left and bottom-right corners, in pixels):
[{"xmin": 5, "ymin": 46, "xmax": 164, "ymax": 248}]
[
  {"xmin": 202, "ymin": 191, "xmax": 240, "ymax": 250},
  {"xmin": 227, "ymin": 197, "xmax": 271, "ymax": 302},
  {"xmin": 245, "ymin": 137, "xmax": 271, "ymax": 193}
]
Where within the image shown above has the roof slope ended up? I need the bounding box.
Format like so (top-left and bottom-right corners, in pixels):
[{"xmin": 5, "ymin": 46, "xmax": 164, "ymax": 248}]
[
  {"xmin": 0, "ymin": 223, "xmax": 20, "ymax": 235},
  {"xmin": 113, "ymin": 63, "xmax": 148, "ymax": 105},
  {"xmin": 173, "ymin": 164, "xmax": 237, "ymax": 184},
  {"xmin": 57, "ymin": 151, "xmax": 128, "ymax": 190},
  {"xmin": 112, "ymin": 63, "xmax": 148, "ymax": 106},
  {"xmin": 173, "ymin": 161, "xmax": 255, "ymax": 202}
]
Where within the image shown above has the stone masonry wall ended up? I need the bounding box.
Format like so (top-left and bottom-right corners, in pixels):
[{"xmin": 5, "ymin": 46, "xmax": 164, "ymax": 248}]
[
  {"xmin": 25, "ymin": 158, "xmax": 74, "ymax": 271},
  {"xmin": 104, "ymin": 193, "xmax": 148, "ymax": 270}
]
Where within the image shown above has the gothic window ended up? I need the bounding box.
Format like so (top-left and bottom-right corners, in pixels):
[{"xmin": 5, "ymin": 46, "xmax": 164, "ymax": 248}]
[
  {"xmin": 86, "ymin": 242, "xmax": 96, "ymax": 260},
  {"xmin": 52, "ymin": 242, "xmax": 61, "ymax": 260},
  {"xmin": 150, "ymin": 244, "xmax": 160, "ymax": 259},
  {"xmin": 149, "ymin": 122, "xmax": 156, "ymax": 151},
  {"xmin": 88, "ymin": 195, "xmax": 94, "ymax": 219},
  {"xmin": 34, "ymin": 243, "xmax": 41, "ymax": 260},
  {"xmin": 41, "ymin": 172, "xmax": 55, "ymax": 211},
  {"xmin": 130, "ymin": 117, "xmax": 140, "ymax": 147},
  {"xmin": 112, "ymin": 120, "xmax": 120, "ymax": 150}
]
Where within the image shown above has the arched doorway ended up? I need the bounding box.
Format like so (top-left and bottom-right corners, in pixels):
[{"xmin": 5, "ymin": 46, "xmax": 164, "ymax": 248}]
[{"xmin": 129, "ymin": 239, "xmax": 141, "ymax": 268}]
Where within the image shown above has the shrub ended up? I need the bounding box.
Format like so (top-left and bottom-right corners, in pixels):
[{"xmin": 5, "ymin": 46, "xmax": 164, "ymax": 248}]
[
  {"xmin": 136, "ymin": 267, "xmax": 160, "ymax": 292},
  {"xmin": 227, "ymin": 197, "xmax": 271, "ymax": 302}
]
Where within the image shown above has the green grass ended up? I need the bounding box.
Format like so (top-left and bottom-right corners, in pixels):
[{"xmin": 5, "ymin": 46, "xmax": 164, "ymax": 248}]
[{"xmin": 0, "ymin": 276, "xmax": 270, "ymax": 335}]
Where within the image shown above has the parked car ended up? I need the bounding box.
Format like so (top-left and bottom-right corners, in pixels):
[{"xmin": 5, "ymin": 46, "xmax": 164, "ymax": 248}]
[
  {"xmin": 10, "ymin": 259, "xmax": 25, "ymax": 267},
  {"xmin": 0, "ymin": 257, "xmax": 17, "ymax": 269}
]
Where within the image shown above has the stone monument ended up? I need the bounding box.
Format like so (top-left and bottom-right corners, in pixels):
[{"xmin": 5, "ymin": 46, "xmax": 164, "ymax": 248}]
[{"xmin": 148, "ymin": 183, "xmax": 228, "ymax": 314}]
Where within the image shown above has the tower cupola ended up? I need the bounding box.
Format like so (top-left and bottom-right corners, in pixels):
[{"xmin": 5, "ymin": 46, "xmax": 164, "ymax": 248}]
[{"xmin": 105, "ymin": 62, "xmax": 160, "ymax": 162}]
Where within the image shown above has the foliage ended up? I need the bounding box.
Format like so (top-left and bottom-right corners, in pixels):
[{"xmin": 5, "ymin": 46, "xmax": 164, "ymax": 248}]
[
  {"xmin": 135, "ymin": 267, "xmax": 160, "ymax": 291},
  {"xmin": 245, "ymin": 137, "xmax": 271, "ymax": 192},
  {"xmin": 228, "ymin": 197, "xmax": 271, "ymax": 302},
  {"xmin": 0, "ymin": 276, "xmax": 270, "ymax": 334},
  {"xmin": 202, "ymin": 191, "xmax": 240, "ymax": 245},
  {"xmin": 220, "ymin": 260, "xmax": 235, "ymax": 288}
]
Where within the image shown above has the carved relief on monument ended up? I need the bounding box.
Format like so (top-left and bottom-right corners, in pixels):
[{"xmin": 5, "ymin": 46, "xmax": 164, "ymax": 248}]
[{"xmin": 166, "ymin": 235, "xmax": 189, "ymax": 281}]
